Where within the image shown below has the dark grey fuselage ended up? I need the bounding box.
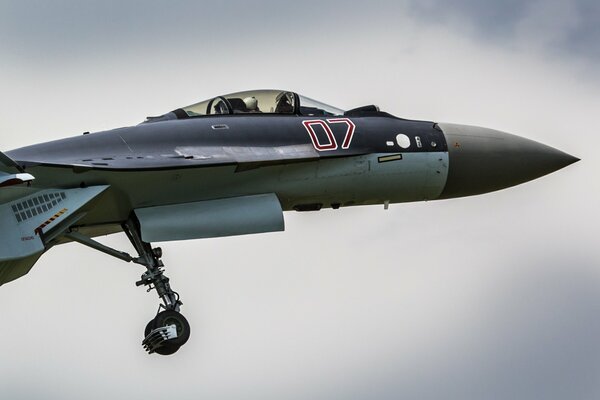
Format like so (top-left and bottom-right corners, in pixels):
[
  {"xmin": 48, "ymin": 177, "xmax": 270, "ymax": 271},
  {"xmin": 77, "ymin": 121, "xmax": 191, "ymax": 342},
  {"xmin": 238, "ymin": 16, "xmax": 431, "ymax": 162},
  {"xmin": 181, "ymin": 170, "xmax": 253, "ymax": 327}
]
[{"xmin": 7, "ymin": 111, "xmax": 453, "ymax": 235}]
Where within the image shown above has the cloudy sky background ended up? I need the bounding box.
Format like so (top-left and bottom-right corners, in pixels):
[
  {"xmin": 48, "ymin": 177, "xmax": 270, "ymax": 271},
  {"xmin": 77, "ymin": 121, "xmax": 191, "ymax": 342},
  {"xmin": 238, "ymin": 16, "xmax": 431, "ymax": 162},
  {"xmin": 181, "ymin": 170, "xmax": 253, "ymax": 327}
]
[{"xmin": 0, "ymin": 1, "xmax": 598, "ymax": 399}]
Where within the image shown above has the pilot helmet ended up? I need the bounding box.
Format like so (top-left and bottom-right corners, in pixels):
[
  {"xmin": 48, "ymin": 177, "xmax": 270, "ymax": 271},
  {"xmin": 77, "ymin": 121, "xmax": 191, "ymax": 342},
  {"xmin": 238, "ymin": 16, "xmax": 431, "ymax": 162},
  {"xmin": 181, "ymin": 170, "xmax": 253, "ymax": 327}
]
[{"xmin": 243, "ymin": 96, "xmax": 259, "ymax": 111}]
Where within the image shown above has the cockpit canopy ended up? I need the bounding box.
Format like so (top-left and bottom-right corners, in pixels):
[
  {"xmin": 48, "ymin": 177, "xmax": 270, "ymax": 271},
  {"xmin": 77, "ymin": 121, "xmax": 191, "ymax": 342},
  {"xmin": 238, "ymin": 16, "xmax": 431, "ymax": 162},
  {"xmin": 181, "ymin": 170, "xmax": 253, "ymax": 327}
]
[{"xmin": 159, "ymin": 90, "xmax": 346, "ymax": 121}]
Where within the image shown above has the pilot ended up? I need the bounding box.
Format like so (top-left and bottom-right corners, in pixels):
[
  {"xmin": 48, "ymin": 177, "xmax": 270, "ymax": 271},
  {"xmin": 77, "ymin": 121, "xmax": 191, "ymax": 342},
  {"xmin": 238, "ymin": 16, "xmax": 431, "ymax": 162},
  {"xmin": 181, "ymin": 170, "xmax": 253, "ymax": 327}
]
[{"xmin": 243, "ymin": 97, "xmax": 261, "ymax": 113}]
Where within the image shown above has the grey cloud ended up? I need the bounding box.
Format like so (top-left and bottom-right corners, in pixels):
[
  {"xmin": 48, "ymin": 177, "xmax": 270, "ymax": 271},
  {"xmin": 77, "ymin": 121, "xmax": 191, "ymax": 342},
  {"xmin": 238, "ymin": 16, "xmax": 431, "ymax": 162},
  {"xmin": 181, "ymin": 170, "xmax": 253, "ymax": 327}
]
[
  {"xmin": 408, "ymin": 0, "xmax": 600, "ymax": 60},
  {"xmin": 328, "ymin": 257, "xmax": 600, "ymax": 400},
  {"xmin": 2, "ymin": 1, "xmax": 598, "ymax": 66},
  {"xmin": 0, "ymin": 1, "xmax": 349, "ymax": 62}
]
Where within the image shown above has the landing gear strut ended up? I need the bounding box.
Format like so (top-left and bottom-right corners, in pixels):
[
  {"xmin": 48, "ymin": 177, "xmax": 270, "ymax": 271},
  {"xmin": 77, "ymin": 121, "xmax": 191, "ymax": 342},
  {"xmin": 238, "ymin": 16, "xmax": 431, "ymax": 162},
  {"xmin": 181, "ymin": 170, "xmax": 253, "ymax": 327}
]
[
  {"xmin": 64, "ymin": 217, "xmax": 191, "ymax": 355},
  {"xmin": 123, "ymin": 219, "xmax": 191, "ymax": 355}
]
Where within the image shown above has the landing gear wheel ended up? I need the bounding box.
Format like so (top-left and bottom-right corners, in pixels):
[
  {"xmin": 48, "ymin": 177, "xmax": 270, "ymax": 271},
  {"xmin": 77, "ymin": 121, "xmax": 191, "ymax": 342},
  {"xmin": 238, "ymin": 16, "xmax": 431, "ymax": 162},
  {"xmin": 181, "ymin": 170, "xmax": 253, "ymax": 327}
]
[
  {"xmin": 142, "ymin": 311, "xmax": 190, "ymax": 355},
  {"xmin": 144, "ymin": 319, "xmax": 181, "ymax": 355},
  {"xmin": 153, "ymin": 310, "xmax": 191, "ymax": 348}
]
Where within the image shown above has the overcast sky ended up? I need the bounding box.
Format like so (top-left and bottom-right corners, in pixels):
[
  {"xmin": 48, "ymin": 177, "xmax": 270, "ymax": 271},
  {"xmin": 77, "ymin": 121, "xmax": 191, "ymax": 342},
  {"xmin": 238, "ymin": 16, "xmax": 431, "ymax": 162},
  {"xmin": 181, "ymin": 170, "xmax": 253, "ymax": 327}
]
[{"xmin": 0, "ymin": 1, "xmax": 598, "ymax": 399}]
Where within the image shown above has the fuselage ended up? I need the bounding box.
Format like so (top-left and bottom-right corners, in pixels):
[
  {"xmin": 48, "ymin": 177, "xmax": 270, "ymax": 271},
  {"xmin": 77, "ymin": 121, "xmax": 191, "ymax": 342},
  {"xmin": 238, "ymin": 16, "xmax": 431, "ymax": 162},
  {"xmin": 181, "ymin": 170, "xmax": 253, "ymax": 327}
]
[
  {"xmin": 6, "ymin": 113, "xmax": 446, "ymax": 227},
  {"xmin": 5, "ymin": 108, "xmax": 577, "ymax": 238}
]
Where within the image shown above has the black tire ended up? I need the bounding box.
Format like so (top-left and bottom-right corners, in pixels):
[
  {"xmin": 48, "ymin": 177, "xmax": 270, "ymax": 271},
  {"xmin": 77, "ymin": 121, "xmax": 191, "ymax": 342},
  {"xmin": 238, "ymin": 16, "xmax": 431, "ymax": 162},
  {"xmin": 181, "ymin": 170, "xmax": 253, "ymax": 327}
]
[
  {"xmin": 153, "ymin": 310, "xmax": 191, "ymax": 348},
  {"xmin": 144, "ymin": 319, "xmax": 155, "ymax": 337},
  {"xmin": 154, "ymin": 343, "xmax": 181, "ymax": 356}
]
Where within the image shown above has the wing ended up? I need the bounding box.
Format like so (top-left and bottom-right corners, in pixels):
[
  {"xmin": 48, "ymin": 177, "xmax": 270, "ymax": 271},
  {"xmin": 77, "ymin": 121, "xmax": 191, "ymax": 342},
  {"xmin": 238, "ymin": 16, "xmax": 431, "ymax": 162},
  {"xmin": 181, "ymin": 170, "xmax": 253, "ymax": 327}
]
[{"xmin": 0, "ymin": 185, "xmax": 109, "ymax": 286}]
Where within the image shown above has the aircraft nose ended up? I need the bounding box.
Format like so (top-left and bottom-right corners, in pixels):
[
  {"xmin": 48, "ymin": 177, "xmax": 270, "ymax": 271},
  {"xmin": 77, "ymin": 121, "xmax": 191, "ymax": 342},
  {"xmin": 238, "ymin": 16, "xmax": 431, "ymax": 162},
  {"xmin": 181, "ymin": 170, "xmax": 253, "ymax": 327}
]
[{"xmin": 437, "ymin": 123, "xmax": 579, "ymax": 199}]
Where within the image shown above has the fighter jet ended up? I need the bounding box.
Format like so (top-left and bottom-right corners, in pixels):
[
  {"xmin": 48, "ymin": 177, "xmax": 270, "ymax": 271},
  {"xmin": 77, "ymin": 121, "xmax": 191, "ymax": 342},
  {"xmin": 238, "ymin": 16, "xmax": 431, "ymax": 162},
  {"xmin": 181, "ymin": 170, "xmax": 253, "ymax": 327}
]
[{"xmin": 0, "ymin": 89, "xmax": 578, "ymax": 355}]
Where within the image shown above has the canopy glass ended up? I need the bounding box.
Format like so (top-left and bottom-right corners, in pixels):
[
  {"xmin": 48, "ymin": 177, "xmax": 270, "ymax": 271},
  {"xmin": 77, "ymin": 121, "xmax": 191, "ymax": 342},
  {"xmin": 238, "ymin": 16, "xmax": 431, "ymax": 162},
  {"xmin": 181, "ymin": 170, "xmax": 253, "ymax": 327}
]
[{"xmin": 175, "ymin": 90, "xmax": 344, "ymax": 118}]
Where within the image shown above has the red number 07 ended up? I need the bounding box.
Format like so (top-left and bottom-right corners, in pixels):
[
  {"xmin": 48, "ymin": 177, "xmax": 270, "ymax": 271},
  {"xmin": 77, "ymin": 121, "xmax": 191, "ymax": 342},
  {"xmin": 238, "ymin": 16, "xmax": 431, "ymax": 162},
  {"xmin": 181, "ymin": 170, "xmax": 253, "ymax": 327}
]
[{"xmin": 302, "ymin": 118, "xmax": 356, "ymax": 151}]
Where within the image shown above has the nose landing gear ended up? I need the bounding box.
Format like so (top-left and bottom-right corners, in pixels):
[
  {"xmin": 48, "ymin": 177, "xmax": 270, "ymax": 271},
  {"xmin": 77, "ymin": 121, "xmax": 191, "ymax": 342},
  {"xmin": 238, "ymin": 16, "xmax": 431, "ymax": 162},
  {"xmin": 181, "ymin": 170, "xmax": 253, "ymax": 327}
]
[
  {"xmin": 64, "ymin": 217, "xmax": 191, "ymax": 356},
  {"xmin": 123, "ymin": 219, "xmax": 191, "ymax": 355}
]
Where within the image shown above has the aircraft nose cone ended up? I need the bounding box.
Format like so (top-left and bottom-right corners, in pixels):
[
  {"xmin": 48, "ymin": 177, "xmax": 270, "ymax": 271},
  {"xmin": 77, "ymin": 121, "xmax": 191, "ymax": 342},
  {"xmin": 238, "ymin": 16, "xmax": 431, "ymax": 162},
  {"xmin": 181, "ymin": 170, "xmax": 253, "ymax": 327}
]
[{"xmin": 438, "ymin": 123, "xmax": 579, "ymax": 199}]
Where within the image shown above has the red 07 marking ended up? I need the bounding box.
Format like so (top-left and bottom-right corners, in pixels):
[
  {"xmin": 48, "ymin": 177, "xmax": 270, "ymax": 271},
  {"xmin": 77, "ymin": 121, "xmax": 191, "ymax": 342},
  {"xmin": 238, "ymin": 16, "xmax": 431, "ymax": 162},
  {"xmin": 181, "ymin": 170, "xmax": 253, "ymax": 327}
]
[
  {"xmin": 302, "ymin": 118, "xmax": 356, "ymax": 151},
  {"xmin": 302, "ymin": 120, "xmax": 337, "ymax": 151},
  {"xmin": 326, "ymin": 118, "xmax": 355, "ymax": 149}
]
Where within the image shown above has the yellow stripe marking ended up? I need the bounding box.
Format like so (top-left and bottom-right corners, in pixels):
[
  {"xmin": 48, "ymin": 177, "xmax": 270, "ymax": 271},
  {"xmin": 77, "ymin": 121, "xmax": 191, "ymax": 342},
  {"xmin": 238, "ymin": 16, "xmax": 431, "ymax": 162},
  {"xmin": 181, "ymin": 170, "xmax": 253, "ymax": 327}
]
[{"xmin": 35, "ymin": 208, "xmax": 69, "ymax": 235}]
